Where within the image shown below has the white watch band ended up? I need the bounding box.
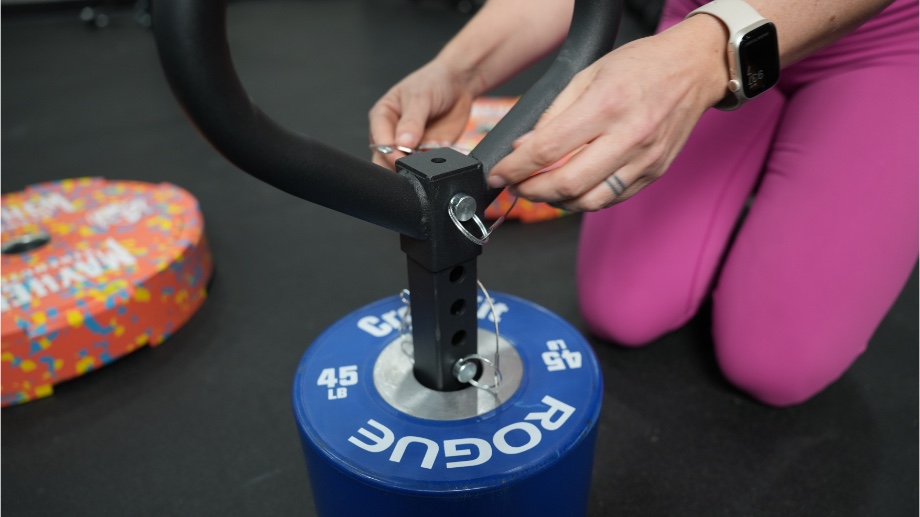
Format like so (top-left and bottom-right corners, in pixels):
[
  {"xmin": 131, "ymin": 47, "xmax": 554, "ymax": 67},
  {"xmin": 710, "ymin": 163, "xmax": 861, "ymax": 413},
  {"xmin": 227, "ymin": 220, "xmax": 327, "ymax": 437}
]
[
  {"xmin": 687, "ymin": 0, "xmax": 771, "ymax": 110},
  {"xmin": 688, "ymin": 0, "xmax": 766, "ymax": 36}
]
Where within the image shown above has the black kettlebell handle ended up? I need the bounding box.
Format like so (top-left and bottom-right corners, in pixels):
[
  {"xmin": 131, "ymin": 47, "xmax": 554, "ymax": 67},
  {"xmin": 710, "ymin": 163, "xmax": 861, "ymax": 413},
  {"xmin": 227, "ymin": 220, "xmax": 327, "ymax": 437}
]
[{"xmin": 152, "ymin": 0, "xmax": 622, "ymax": 240}]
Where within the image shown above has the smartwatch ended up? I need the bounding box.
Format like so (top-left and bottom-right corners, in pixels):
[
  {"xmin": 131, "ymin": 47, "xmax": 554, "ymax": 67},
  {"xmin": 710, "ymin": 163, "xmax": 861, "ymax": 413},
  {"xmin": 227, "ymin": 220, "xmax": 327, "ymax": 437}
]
[{"xmin": 687, "ymin": 0, "xmax": 780, "ymax": 110}]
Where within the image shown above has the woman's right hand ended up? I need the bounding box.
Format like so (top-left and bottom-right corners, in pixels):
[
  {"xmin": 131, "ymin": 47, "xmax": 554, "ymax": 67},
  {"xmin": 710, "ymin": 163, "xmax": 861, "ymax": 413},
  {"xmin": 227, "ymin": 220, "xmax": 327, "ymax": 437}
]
[{"xmin": 368, "ymin": 60, "xmax": 482, "ymax": 169}]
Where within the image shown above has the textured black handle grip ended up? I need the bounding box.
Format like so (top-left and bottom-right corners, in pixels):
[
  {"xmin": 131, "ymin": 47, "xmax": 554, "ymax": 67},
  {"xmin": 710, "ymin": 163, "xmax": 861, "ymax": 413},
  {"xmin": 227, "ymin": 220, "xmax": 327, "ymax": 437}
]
[{"xmin": 152, "ymin": 1, "xmax": 428, "ymax": 238}]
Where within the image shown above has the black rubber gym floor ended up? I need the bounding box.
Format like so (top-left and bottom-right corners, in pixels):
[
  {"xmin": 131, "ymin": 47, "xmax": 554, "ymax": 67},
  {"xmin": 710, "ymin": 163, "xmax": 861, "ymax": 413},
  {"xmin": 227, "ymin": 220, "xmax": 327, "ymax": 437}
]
[{"xmin": 2, "ymin": 1, "xmax": 917, "ymax": 516}]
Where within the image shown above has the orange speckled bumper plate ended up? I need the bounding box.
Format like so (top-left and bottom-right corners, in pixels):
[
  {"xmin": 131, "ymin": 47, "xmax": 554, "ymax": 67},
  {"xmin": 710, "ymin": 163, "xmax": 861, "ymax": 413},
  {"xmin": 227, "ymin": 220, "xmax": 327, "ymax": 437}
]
[{"xmin": 1, "ymin": 178, "xmax": 213, "ymax": 406}]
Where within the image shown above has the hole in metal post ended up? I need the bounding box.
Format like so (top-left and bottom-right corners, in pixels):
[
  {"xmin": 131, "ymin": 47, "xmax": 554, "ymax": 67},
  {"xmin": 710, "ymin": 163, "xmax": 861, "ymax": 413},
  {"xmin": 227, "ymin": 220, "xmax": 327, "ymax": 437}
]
[
  {"xmin": 449, "ymin": 266, "xmax": 465, "ymax": 283},
  {"xmin": 451, "ymin": 330, "xmax": 467, "ymax": 347},
  {"xmin": 450, "ymin": 299, "xmax": 466, "ymax": 316}
]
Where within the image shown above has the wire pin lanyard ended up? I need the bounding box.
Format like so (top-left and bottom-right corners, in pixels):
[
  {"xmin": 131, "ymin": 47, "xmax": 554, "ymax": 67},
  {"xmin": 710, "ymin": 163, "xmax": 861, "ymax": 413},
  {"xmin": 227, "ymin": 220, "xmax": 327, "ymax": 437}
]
[
  {"xmin": 398, "ymin": 279, "xmax": 504, "ymax": 392},
  {"xmin": 448, "ymin": 193, "xmax": 517, "ymax": 246}
]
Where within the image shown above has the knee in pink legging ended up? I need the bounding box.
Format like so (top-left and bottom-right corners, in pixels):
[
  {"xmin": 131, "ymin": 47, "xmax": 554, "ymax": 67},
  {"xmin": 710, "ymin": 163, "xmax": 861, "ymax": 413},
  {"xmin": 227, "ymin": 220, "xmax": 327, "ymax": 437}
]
[{"xmin": 577, "ymin": 0, "xmax": 919, "ymax": 406}]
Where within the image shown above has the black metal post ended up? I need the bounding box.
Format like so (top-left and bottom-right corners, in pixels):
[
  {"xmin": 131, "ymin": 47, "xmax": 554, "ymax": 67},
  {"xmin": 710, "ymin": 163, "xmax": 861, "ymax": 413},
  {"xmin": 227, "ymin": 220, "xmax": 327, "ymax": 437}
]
[{"xmin": 397, "ymin": 148, "xmax": 484, "ymax": 391}]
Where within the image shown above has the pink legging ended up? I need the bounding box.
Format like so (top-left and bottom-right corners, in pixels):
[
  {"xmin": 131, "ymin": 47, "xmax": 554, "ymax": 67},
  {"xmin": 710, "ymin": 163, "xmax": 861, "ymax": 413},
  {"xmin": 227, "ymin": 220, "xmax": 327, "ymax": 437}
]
[{"xmin": 577, "ymin": 0, "xmax": 919, "ymax": 406}]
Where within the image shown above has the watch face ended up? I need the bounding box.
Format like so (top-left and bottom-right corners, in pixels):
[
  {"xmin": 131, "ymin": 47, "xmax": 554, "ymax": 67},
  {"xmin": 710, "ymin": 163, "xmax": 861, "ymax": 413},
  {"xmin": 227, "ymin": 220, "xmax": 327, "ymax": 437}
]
[{"xmin": 738, "ymin": 22, "xmax": 779, "ymax": 98}]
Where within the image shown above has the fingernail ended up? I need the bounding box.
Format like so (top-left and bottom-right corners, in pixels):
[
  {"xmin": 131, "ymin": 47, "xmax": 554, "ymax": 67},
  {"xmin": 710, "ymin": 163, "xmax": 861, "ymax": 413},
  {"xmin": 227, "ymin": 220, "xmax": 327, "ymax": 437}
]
[
  {"xmin": 397, "ymin": 132, "xmax": 414, "ymax": 146},
  {"xmin": 487, "ymin": 175, "xmax": 507, "ymax": 188}
]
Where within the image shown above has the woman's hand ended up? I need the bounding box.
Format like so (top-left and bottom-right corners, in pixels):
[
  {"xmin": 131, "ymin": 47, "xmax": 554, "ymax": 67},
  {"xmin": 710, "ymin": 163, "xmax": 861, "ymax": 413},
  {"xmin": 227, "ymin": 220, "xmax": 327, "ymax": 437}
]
[
  {"xmin": 487, "ymin": 16, "xmax": 730, "ymax": 211},
  {"xmin": 368, "ymin": 60, "xmax": 483, "ymax": 169},
  {"xmin": 367, "ymin": 0, "xmax": 574, "ymax": 170}
]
